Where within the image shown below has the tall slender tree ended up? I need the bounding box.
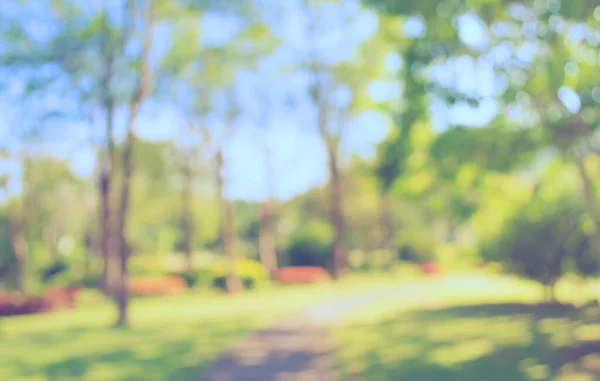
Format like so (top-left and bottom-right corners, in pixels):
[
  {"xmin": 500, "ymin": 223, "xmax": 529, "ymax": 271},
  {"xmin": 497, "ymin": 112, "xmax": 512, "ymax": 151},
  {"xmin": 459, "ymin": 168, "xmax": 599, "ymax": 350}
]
[{"xmin": 113, "ymin": 0, "xmax": 156, "ymax": 326}]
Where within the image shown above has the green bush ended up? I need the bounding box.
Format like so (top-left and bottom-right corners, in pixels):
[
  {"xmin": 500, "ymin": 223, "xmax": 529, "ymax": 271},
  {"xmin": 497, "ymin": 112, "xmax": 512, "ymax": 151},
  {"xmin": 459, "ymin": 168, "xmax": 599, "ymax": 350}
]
[
  {"xmin": 571, "ymin": 237, "xmax": 599, "ymax": 278},
  {"xmin": 397, "ymin": 244, "xmax": 434, "ymax": 264},
  {"xmin": 210, "ymin": 259, "xmax": 269, "ymax": 290},
  {"xmin": 40, "ymin": 260, "xmax": 69, "ymax": 283},
  {"xmin": 40, "ymin": 260, "xmax": 100, "ymax": 289},
  {"xmin": 181, "ymin": 259, "xmax": 269, "ymax": 291},
  {"xmin": 284, "ymin": 220, "xmax": 333, "ymax": 268},
  {"xmin": 44, "ymin": 265, "xmax": 101, "ymax": 289},
  {"xmin": 129, "ymin": 255, "xmax": 168, "ymax": 276},
  {"xmin": 74, "ymin": 271, "xmax": 102, "ymax": 289},
  {"xmin": 178, "ymin": 271, "xmax": 200, "ymax": 288},
  {"xmin": 486, "ymin": 196, "xmax": 591, "ymax": 299}
]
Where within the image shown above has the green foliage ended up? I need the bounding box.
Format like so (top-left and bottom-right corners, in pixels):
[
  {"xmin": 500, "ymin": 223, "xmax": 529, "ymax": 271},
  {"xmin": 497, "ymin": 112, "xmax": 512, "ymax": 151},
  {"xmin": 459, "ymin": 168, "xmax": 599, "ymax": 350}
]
[
  {"xmin": 130, "ymin": 255, "xmax": 170, "ymax": 277},
  {"xmin": 284, "ymin": 220, "xmax": 333, "ymax": 269},
  {"xmin": 429, "ymin": 124, "xmax": 539, "ymax": 176},
  {"xmin": 70, "ymin": 271, "xmax": 102, "ymax": 289},
  {"xmin": 572, "ymin": 240, "xmax": 600, "ymax": 279},
  {"xmin": 177, "ymin": 271, "xmax": 200, "ymax": 288},
  {"xmin": 484, "ymin": 195, "xmax": 592, "ymax": 287},
  {"xmin": 37, "ymin": 257, "xmax": 102, "ymax": 289},
  {"xmin": 181, "ymin": 259, "xmax": 269, "ymax": 290},
  {"xmin": 0, "ymin": 211, "xmax": 17, "ymax": 289},
  {"xmin": 211, "ymin": 259, "xmax": 269, "ymax": 290},
  {"xmin": 397, "ymin": 244, "xmax": 435, "ymax": 264},
  {"xmin": 40, "ymin": 259, "xmax": 69, "ymax": 283}
]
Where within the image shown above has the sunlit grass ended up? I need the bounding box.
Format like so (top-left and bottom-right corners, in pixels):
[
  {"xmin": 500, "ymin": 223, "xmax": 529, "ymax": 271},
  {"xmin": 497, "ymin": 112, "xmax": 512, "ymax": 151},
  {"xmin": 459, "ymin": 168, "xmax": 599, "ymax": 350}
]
[
  {"xmin": 334, "ymin": 274, "xmax": 600, "ymax": 381},
  {"xmin": 3, "ymin": 272, "xmax": 600, "ymax": 381},
  {"xmin": 0, "ymin": 275, "xmax": 406, "ymax": 381}
]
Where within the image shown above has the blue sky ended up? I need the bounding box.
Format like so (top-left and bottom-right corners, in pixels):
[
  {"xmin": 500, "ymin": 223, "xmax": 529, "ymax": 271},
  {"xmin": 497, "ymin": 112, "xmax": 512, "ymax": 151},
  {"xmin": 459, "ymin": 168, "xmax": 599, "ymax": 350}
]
[{"xmin": 0, "ymin": 0, "xmax": 498, "ymax": 202}]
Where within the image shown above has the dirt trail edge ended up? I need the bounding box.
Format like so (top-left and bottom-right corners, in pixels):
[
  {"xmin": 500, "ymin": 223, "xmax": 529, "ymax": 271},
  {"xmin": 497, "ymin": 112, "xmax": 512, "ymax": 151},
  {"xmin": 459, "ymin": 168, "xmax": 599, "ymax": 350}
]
[{"xmin": 201, "ymin": 285, "xmax": 410, "ymax": 381}]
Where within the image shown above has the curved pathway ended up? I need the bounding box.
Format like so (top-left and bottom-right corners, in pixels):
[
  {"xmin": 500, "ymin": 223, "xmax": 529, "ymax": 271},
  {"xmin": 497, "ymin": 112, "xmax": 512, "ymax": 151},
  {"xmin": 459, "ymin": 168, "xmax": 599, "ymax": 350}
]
[{"xmin": 201, "ymin": 285, "xmax": 414, "ymax": 381}]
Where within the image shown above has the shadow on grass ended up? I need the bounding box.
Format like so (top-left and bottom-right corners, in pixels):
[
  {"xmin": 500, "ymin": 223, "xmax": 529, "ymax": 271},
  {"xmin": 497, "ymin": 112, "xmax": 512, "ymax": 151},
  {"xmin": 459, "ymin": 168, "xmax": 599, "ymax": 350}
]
[
  {"xmin": 336, "ymin": 303, "xmax": 599, "ymax": 381},
  {"xmin": 2, "ymin": 317, "xmax": 260, "ymax": 381}
]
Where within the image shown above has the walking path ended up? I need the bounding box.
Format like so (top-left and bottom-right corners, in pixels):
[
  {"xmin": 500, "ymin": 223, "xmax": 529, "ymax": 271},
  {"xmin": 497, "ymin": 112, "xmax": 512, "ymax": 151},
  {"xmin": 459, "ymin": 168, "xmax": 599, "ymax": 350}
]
[{"xmin": 202, "ymin": 285, "xmax": 415, "ymax": 381}]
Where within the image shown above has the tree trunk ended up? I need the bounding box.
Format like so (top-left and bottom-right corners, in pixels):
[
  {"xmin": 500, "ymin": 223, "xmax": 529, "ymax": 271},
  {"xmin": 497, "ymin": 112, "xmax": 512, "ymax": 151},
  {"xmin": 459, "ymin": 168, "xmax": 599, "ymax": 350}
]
[
  {"xmin": 259, "ymin": 124, "xmax": 278, "ymax": 279},
  {"xmin": 224, "ymin": 201, "xmax": 242, "ymax": 293},
  {"xmin": 215, "ymin": 148, "xmax": 242, "ymax": 293},
  {"xmin": 99, "ymin": 146, "xmax": 119, "ymax": 295},
  {"xmin": 8, "ymin": 214, "xmax": 28, "ymax": 291},
  {"xmin": 99, "ymin": 3, "xmax": 117, "ymax": 294},
  {"xmin": 380, "ymin": 189, "xmax": 396, "ymax": 271},
  {"xmin": 9, "ymin": 155, "xmax": 30, "ymax": 291},
  {"xmin": 544, "ymin": 283, "xmax": 558, "ymax": 303},
  {"xmin": 113, "ymin": 0, "xmax": 153, "ymax": 327},
  {"xmin": 303, "ymin": 0, "xmax": 345, "ymax": 278},
  {"xmin": 575, "ymin": 157, "xmax": 600, "ymax": 262},
  {"xmin": 83, "ymin": 229, "xmax": 93, "ymax": 275},
  {"xmin": 181, "ymin": 155, "xmax": 194, "ymax": 271},
  {"xmin": 114, "ymin": 119, "xmax": 136, "ymax": 327},
  {"xmin": 328, "ymin": 149, "xmax": 346, "ymax": 279},
  {"xmin": 259, "ymin": 197, "xmax": 278, "ymax": 278},
  {"xmin": 44, "ymin": 224, "xmax": 59, "ymax": 262}
]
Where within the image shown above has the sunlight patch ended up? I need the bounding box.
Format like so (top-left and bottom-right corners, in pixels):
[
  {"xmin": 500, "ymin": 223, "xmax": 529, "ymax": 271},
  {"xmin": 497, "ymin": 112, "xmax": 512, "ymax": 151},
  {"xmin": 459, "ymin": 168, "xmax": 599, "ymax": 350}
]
[
  {"xmin": 428, "ymin": 339, "xmax": 495, "ymax": 367},
  {"xmin": 524, "ymin": 364, "xmax": 551, "ymax": 380},
  {"xmin": 376, "ymin": 344, "xmax": 419, "ymax": 365},
  {"xmin": 576, "ymin": 324, "xmax": 600, "ymax": 342}
]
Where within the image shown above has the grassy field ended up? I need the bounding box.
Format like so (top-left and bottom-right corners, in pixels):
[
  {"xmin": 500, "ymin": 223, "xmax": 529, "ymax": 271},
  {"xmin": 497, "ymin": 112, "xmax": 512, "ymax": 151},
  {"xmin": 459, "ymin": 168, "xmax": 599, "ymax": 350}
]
[
  {"xmin": 0, "ymin": 275, "xmax": 404, "ymax": 381},
  {"xmin": 3, "ymin": 272, "xmax": 600, "ymax": 381},
  {"xmin": 334, "ymin": 274, "xmax": 600, "ymax": 381}
]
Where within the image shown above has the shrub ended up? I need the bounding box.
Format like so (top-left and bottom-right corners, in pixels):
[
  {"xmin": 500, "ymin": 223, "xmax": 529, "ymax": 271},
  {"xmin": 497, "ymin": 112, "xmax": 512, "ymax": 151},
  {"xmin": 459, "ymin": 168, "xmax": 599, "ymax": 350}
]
[
  {"xmin": 0, "ymin": 293, "xmax": 48, "ymax": 317},
  {"xmin": 178, "ymin": 271, "xmax": 199, "ymax": 288},
  {"xmin": 177, "ymin": 259, "xmax": 269, "ymax": 291},
  {"xmin": 391, "ymin": 262, "xmax": 422, "ymax": 277},
  {"xmin": 129, "ymin": 255, "xmax": 169, "ymax": 276},
  {"xmin": 210, "ymin": 259, "xmax": 269, "ymax": 291},
  {"xmin": 397, "ymin": 244, "xmax": 435, "ymax": 264},
  {"xmin": 40, "ymin": 260, "xmax": 69, "ymax": 283},
  {"xmin": 571, "ymin": 237, "xmax": 600, "ymax": 279},
  {"xmin": 481, "ymin": 261, "xmax": 504, "ymax": 274},
  {"xmin": 43, "ymin": 287, "xmax": 80, "ymax": 310},
  {"xmin": 284, "ymin": 220, "xmax": 333, "ymax": 269},
  {"xmin": 0, "ymin": 287, "xmax": 80, "ymax": 317},
  {"xmin": 348, "ymin": 250, "xmax": 367, "ymax": 271},
  {"xmin": 73, "ymin": 271, "xmax": 102, "ymax": 289},
  {"xmin": 274, "ymin": 266, "xmax": 330, "ymax": 284},
  {"xmin": 128, "ymin": 276, "xmax": 188, "ymax": 296},
  {"xmin": 41, "ymin": 263, "xmax": 102, "ymax": 289},
  {"xmin": 421, "ymin": 263, "xmax": 442, "ymax": 276},
  {"xmin": 366, "ymin": 249, "xmax": 394, "ymax": 270},
  {"xmin": 487, "ymin": 196, "xmax": 590, "ymax": 300}
]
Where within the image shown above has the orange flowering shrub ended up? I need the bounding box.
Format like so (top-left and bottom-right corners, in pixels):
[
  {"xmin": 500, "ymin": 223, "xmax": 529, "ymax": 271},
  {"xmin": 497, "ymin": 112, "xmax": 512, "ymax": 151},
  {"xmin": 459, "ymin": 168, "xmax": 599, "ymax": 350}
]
[
  {"xmin": 274, "ymin": 266, "xmax": 330, "ymax": 284},
  {"xmin": 127, "ymin": 276, "xmax": 188, "ymax": 296}
]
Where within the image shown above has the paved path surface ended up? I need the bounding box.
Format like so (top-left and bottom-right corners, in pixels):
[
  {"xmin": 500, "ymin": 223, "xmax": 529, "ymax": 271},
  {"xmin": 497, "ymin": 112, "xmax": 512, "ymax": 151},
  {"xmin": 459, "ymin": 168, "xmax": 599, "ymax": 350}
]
[
  {"xmin": 202, "ymin": 286, "xmax": 414, "ymax": 381},
  {"xmin": 202, "ymin": 312, "xmax": 336, "ymax": 381}
]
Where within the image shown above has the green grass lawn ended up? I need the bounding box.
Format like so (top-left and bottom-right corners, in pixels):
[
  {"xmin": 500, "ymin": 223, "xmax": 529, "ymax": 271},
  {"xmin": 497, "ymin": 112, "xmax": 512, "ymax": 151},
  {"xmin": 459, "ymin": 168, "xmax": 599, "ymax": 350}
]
[
  {"xmin": 3, "ymin": 273, "xmax": 600, "ymax": 381},
  {"xmin": 0, "ymin": 275, "xmax": 404, "ymax": 381},
  {"xmin": 334, "ymin": 274, "xmax": 600, "ymax": 381}
]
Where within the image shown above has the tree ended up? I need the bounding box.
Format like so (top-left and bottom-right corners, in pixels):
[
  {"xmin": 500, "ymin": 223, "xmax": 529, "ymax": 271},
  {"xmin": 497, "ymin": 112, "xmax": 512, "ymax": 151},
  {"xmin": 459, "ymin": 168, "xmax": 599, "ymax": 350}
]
[
  {"xmin": 170, "ymin": 123, "xmax": 204, "ymax": 270},
  {"xmin": 435, "ymin": 0, "xmax": 600, "ymax": 264},
  {"xmin": 98, "ymin": 1, "xmax": 121, "ymax": 296},
  {"xmin": 300, "ymin": 0, "xmax": 392, "ymax": 278},
  {"xmin": 161, "ymin": 4, "xmax": 279, "ymax": 291},
  {"xmin": 256, "ymin": 98, "xmax": 279, "ymax": 279},
  {"xmin": 296, "ymin": 0, "xmax": 341, "ymax": 278},
  {"xmin": 112, "ymin": 0, "xmax": 156, "ymax": 327},
  {"xmin": 487, "ymin": 196, "xmax": 589, "ymax": 301},
  {"xmin": 285, "ymin": 220, "xmax": 333, "ymax": 269}
]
